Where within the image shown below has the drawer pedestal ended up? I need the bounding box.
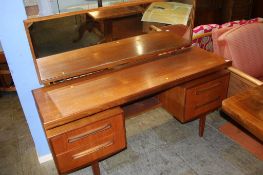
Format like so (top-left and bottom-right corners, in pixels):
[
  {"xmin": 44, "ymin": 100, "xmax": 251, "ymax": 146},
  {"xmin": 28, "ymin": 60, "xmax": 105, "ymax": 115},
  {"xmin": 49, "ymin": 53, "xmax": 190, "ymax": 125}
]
[
  {"xmin": 160, "ymin": 70, "xmax": 230, "ymax": 136},
  {"xmin": 46, "ymin": 107, "xmax": 126, "ymax": 174}
]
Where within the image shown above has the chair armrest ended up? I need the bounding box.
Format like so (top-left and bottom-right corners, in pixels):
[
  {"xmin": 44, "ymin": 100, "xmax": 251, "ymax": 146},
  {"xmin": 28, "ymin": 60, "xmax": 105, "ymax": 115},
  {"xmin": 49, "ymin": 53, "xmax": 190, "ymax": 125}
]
[
  {"xmin": 227, "ymin": 66, "xmax": 263, "ymax": 97},
  {"xmin": 228, "ymin": 67, "xmax": 263, "ymax": 86}
]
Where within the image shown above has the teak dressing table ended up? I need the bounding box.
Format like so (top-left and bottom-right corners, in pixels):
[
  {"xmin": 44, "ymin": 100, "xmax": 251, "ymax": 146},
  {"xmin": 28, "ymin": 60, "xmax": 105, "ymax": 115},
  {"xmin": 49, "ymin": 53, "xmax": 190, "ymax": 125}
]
[
  {"xmin": 33, "ymin": 45, "xmax": 231, "ymax": 174},
  {"xmin": 25, "ymin": 2, "xmax": 230, "ymax": 175}
]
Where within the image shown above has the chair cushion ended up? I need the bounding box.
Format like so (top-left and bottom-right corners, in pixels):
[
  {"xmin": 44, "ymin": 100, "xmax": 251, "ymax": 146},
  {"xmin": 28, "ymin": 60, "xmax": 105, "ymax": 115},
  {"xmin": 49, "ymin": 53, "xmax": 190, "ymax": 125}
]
[
  {"xmin": 213, "ymin": 23, "xmax": 263, "ymax": 78},
  {"xmin": 212, "ymin": 27, "xmax": 233, "ymax": 59}
]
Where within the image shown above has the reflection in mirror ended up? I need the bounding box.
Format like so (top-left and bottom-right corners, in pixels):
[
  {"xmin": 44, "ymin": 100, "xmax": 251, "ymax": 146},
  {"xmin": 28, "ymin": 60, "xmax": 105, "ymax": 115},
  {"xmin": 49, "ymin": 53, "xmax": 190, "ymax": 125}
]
[{"xmin": 28, "ymin": 7, "xmax": 144, "ymax": 58}]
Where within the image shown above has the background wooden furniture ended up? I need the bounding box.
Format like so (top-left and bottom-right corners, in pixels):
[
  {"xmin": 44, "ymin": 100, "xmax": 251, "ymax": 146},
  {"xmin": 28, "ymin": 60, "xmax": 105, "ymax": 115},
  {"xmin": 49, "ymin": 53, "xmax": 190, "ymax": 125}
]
[
  {"xmin": 0, "ymin": 51, "xmax": 16, "ymax": 92},
  {"xmin": 194, "ymin": 0, "xmax": 254, "ymax": 26},
  {"xmin": 222, "ymin": 85, "xmax": 263, "ymax": 142},
  {"xmin": 252, "ymin": 0, "xmax": 263, "ymax": 18},
  {"xmin": 222, "ymin": 0, "xmax": 253, "ymax": 22}
]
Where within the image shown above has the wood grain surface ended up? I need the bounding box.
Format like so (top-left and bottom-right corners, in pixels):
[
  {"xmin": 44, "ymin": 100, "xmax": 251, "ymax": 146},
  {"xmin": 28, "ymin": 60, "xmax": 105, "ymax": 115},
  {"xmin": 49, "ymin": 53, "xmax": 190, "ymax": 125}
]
[
  {"xmin": 33, "ymin": 47, "xmax": 231, "ymax": 130},
  {"xmin": 222, "ymin": 85, "xmax": 263, "ymax": 142}
]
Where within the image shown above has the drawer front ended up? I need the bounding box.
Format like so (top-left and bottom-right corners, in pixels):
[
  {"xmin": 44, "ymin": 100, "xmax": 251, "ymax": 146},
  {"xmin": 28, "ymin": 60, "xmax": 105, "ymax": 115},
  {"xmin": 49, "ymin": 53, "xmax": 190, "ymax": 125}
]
[
  {"xmin": 50, "ymin": 113, "xmax": 125, "ymax": 155},
  {"xmin": 56, "ymin": 133, "xmax": 126, "ymax": 174},
  {"xmin": 184, "ymin": 75, "xmax": 229, "ymax": 121}
]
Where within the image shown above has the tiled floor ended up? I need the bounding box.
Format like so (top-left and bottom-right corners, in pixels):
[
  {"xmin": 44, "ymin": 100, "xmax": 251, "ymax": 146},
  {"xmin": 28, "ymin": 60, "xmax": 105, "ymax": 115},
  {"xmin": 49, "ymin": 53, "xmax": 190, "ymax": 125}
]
[{"xmin": 0, "ymin": 92, "xmax": 263, "ymax": 175}]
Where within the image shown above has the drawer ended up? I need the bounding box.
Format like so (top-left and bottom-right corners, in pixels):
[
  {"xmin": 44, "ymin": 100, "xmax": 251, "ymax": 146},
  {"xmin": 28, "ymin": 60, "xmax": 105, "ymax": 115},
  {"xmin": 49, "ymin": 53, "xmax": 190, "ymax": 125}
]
[
  {"xmin": 56, "ymin": 133, "xmax": 126, "ymax": 174},
  {"xmin": 184, "ymin": 75, "xmax": 229, "ymax": 121},
  {"xmin": 48, "ymin": 108, "xmax": 126, "ymax": 155}
]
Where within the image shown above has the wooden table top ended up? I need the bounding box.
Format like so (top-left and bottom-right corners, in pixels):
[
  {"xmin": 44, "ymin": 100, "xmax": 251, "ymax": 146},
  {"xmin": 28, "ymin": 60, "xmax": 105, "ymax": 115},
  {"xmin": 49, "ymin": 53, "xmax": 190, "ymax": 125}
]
[
  {"xmin": 33, "ymin": 47, "xmax": 231, "ymax": 130},
  {"xmin": 37, "ymin": 31, "xmax": 189, "ymax": 84},
  {"xmin": 87, "ymin": 5, "xmax": 144, "ymax": 20},
  {"xmin": 222, "ymin": 85, "xmax": 263, "ymax": 141}
]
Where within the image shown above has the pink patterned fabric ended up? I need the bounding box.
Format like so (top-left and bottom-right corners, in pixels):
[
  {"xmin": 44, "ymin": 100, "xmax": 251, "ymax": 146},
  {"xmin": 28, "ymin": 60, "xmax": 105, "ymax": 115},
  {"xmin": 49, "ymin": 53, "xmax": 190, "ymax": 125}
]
[
  {"xmin": 192, "ymin": 24, "xmax": 219, "ymax": 51},
  {"xmin": 221, "ymin": 18, "xmax": 262, "ymax": 28},
  {"xmin": 213, "ymin": 23, "xmax": 263, "ymax": 78},
  {"xmin": 192, "ymin": 17, "xmax": 263, "ymax": 52}
]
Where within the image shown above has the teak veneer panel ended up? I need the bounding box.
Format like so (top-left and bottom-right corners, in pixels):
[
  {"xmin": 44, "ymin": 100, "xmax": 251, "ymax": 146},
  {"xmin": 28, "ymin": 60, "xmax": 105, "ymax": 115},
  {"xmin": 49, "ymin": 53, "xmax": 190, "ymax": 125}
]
[
  {"xmin": 33, "ymin": 47, "xmax": 231, "ymax": 130},
  {"xmin": 37, "ymin": 31, "xmax": 189, "ymax": 83},
  {"xmin": 222, "ymin": 85, "xmax": 263, "ymax": 141}
]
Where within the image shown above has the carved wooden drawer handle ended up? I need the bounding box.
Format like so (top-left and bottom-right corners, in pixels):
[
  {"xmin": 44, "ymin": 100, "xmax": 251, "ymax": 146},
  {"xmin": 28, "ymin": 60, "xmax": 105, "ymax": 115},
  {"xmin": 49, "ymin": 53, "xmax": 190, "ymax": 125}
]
[
  {"xmin": 68, "ymin": 124, "xmax": 112, "ymax": 143},
  {"xmin": 195, "ymin": 96, "xmax": 220, "ymax": 109},
  {"xmin": 195, "ymin": 82, "xmax": 221, "ymax": 95},
  {"xmin": 72, "ymin": 140, "xmax": 114, "ymax": 160}
]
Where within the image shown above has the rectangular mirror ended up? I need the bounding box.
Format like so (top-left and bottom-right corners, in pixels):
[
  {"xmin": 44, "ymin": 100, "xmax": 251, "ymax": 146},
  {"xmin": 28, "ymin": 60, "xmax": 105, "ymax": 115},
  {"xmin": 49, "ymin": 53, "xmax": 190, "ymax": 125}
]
[{"xmin": 24, "ymin": 0, "xmax": 195, "ymax": 85}]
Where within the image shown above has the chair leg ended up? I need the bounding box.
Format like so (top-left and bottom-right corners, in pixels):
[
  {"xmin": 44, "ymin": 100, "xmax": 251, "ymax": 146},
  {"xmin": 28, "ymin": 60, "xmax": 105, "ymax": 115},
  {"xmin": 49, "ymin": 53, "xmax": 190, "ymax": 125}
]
[{"xmin": 199, "ymin": 115, "xmax": 206, "ymax": 137}]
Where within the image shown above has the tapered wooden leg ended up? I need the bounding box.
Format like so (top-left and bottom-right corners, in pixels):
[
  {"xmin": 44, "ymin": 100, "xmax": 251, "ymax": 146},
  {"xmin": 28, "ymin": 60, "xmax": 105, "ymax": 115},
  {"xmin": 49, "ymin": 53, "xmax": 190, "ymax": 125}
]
[
  {"xmin": 91, "ymin": 161, "xmax": 101, "ymax": 175},
  {"xmin": 199, "ymin": 115, "xmax": 206, "ymax": 137}
]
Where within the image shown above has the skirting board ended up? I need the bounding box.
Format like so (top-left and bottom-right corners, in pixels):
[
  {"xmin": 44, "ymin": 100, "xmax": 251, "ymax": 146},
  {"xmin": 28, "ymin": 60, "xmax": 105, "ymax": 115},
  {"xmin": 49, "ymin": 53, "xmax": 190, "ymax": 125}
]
[{"xmin": 38, "ymin": 153, "xmax": 53, "ymax": 164}]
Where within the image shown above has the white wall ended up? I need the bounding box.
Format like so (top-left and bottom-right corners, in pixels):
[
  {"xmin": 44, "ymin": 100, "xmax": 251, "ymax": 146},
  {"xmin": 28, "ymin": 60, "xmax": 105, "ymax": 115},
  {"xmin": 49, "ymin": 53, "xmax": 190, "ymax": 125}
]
[{"xmin": 0, "ymin": 1, "xmax": 50, "ymax": 159}]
